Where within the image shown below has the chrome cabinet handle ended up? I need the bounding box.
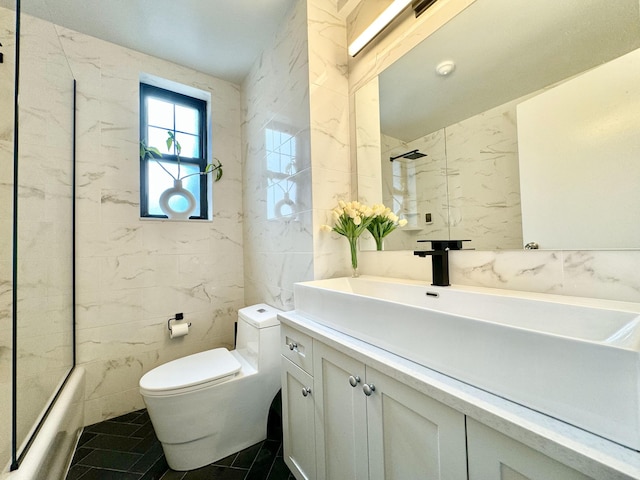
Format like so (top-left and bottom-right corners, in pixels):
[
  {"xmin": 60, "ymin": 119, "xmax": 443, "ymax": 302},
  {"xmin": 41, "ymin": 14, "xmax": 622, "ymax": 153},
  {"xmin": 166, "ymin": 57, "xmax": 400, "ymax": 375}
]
[
  {"xmin": 363, "ymin": 383, "xmax": 376, "ymax": 396},
  {"xmin": 348, "ymin": 375, "xmax": 361, "ymax": 387},
  {"xmin": 288, "ymin": 341, "xmax": 298, "ymax": 351},
  {"xmin": 301, "ymin": 387, "xmax": 311, "ymax": 397}
]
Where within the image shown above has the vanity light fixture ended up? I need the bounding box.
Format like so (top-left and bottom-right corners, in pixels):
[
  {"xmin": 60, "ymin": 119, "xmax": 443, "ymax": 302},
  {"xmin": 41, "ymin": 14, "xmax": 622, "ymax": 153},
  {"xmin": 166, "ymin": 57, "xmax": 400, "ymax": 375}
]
[
  {"xmin": 412, "ymin": 0, "xmax": 439, "ymax": 18},
  {"xmin": 348, "ymin": 0, "xmax": 412, "ymax": 57}
]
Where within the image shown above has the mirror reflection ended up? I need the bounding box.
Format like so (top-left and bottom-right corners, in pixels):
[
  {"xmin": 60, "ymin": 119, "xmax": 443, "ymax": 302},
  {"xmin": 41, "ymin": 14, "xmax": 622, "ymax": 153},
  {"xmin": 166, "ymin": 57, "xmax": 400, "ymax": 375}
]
[{"xmin": 356, "ymin": 0, "xmax": 640, "ymax": 251}]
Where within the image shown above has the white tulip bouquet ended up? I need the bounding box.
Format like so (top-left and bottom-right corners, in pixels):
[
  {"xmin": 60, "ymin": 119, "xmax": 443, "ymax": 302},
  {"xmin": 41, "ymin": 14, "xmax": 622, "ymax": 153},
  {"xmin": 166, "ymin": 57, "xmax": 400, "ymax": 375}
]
[
  {"xmin": 321, "ymin": 201, "xmax": 406, "ymax": 275},
  {"xmin": 366, "ymin": 204, "xmax": 408, "ymax": 251}
]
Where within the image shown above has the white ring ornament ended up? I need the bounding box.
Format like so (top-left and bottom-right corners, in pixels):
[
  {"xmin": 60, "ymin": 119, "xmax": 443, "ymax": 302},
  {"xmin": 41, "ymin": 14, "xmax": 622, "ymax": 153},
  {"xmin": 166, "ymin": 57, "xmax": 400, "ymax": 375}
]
[
  {"xmin": 274, "ymin": 194, "xmax": 297, "ymax": 220},
  {"xmin": 159, "ymin": 179, "xmax": 197, "ymax": 220}
]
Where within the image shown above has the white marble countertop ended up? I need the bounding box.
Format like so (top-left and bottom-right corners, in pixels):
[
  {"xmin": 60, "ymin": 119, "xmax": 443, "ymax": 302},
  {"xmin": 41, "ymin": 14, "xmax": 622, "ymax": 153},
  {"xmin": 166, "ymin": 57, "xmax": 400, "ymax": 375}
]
[{"xmin": 279, "ymin": 310, "xmax": 640, "ymax": 480}]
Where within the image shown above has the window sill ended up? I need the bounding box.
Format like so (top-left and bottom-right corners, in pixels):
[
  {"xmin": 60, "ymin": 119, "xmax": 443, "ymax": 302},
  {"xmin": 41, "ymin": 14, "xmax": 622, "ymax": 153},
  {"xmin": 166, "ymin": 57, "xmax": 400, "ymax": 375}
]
[{"xmin": 139, "ymin": 216, "xmax": 212, "ymax": 223}]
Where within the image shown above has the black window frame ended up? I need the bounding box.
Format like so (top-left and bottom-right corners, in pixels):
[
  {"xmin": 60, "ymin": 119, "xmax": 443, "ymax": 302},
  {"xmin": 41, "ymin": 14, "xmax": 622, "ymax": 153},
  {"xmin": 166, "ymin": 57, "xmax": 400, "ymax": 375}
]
[{"xmin": 140, "ymin": 83, "xmax": 208, "ymax": 219}]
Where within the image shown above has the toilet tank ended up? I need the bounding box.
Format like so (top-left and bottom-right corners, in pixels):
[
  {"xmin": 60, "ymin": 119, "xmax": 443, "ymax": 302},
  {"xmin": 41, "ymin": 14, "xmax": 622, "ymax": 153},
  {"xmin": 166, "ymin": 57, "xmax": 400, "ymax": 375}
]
[{"xmin": 236, "ymin": 304, "xmax": 281, "ymax": 371}]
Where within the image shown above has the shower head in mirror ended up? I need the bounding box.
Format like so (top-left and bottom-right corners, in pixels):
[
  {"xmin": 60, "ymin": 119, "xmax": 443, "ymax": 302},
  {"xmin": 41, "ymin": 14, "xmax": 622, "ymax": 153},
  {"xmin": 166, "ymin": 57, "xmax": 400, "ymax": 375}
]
[{"xmin": 390, "ymin": 149, "xmax": 427, "ymax": 161}]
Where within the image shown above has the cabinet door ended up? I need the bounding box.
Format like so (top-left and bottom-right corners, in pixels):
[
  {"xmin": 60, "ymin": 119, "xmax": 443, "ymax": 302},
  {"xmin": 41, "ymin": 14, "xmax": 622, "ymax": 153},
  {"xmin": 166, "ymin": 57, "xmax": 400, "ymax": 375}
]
[
  {"xmin": 313, "ymin": 341, "xmax": 369, "ymax": 480},
  {"xmin": 467, "ymin": 418, "xmax": 592, "ymax": 480},
  {"xmin": 282, "ymin": 357, "xmax": 316, "ymax": 480},
  {"xmin": 366, "ymin": 367, "xmax": 467, "ymax": 480}
]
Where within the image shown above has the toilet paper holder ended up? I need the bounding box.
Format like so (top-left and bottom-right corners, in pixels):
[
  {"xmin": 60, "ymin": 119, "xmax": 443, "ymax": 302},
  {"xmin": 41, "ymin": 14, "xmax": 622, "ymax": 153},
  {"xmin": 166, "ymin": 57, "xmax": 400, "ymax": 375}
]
[{"xmin": 168, "ymin": 313, "xmax": 191, "ymax": 333}]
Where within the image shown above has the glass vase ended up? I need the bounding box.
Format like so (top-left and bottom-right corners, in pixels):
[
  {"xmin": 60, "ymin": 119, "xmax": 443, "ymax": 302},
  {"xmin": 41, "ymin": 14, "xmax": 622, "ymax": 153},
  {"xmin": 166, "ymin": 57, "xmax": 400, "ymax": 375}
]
[
  {"xmin": 374, "ymin": 236, "xmax": 384, "ymax": 251},
  {"xmin": 348, "ymin": 236, "xmax": 359, "ymax": 277}
]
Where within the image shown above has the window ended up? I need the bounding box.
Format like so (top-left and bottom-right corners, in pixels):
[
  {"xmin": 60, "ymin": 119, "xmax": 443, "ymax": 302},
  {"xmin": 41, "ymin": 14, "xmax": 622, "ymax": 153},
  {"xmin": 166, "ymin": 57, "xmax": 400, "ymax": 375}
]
[{"xmin": 140, "ymin": 83, "xmax": 208, "ymax": 219}]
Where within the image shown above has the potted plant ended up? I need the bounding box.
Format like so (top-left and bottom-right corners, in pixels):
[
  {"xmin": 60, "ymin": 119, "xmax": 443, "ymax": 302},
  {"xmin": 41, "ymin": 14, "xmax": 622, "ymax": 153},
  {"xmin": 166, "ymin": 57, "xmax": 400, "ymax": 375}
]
[{"xmin": 140, "ymin": 131, "xmax": 223, "ymax": 219}]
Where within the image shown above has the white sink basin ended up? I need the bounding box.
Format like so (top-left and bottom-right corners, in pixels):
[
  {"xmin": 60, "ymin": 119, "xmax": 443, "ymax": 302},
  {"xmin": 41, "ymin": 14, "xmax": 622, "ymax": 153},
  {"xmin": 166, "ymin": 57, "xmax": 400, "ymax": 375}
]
[{"xmin": 294, "ymin": 275, "xmax": 640, "ymax": 450}]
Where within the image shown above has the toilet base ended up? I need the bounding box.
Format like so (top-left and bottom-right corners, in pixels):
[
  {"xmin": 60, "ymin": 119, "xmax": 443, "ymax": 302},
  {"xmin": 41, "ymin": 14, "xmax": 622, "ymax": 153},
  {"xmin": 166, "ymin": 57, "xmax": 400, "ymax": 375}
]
[{"xmin": 162, "ymin": 429, "xmax": 266, "ymax": 471}]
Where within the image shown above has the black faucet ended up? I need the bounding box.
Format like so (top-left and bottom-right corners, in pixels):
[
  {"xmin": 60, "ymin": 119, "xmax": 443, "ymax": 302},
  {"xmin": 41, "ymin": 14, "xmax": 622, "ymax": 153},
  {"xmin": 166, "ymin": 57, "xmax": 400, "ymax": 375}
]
[{"xmin": 414, "ymin": 240, "xmax": 470, "ymax": 287}]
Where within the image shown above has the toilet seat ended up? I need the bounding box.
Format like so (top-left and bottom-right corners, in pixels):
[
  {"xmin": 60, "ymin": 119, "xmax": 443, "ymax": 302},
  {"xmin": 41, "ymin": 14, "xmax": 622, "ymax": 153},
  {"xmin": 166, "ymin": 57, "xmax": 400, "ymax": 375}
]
[{"xmin": 140, "ymin": 348, "xmax": 242, "ymax": 397}]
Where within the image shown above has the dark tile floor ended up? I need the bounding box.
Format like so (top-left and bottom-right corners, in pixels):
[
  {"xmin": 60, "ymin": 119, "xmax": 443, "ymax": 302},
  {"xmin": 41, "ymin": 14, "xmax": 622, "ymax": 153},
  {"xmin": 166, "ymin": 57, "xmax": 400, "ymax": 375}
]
[{"xmin": 65, "ymin": 409, "xmax": 294, "ymax": 480}]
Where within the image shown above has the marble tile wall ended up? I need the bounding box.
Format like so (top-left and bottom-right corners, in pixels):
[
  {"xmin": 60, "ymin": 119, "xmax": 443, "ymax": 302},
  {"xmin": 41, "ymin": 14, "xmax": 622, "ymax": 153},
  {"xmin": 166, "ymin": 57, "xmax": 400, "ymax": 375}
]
[
  {"xmin": 241, "ymin": 0, "xmax": 353, "ymax": 306},
  {"xmin": 56, "ymin": 25, "xmax": 244, "ymax": 424},
  {"xmin": 242, "ymin": 0, "xmax": 314, "ymax": 310},
  {"xmin": 353, "ymin": 76, "xmax": 382, "ymax": 209},
  {"xmin": 359, "ymin": 249, "xmax": 640, "ymax": 304},
  {"xmin": 307, "ymin": 0, "xmax": 353, "ymax": 279},
  {"xmin": 348, "ymin": 0, "xmax": 640, "ymax": 304},
  {"xmin": 446, "ymin": 101, "xmax": 522, "ymax": 250},
  {"xmin": 0, "ymin": 4, "xmax": 15, "ymax": 471}
]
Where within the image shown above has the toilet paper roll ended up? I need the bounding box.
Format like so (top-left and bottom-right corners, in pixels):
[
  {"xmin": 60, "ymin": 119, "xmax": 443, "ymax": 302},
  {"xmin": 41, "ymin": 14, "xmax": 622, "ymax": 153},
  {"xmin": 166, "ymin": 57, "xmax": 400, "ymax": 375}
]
[{"xmin": 170, "ymin": 322, "xmax": 189, "ymax": 339}]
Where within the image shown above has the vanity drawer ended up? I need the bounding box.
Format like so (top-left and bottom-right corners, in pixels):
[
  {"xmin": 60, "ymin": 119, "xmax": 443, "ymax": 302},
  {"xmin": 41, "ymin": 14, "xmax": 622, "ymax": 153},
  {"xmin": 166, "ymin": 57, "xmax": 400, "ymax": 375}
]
[{"xmin": 281, "ymin": 324, "xmax": 313, "ymax": 374}]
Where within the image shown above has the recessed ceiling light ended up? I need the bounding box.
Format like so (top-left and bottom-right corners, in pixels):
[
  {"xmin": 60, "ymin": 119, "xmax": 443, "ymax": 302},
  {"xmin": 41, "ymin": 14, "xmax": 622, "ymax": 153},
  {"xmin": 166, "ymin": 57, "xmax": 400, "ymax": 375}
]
[{"xmin": 435, "ymin": 60, "xmax": 456, "ymax": 76}]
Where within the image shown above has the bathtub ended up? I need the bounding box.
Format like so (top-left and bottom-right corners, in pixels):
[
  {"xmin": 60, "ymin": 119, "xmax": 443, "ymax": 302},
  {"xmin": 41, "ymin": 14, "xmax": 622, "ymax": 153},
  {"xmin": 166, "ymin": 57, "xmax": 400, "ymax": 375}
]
[{"xmin": 2, "ymin": 367, "xmax": 85, "ymax": 480}]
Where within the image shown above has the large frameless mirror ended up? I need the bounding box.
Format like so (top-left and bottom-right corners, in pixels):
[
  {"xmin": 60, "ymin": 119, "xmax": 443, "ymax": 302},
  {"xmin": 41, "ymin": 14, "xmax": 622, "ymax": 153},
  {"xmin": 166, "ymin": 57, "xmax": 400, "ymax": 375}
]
[{"xmin": 356, "ymin": 0, "xmax": 640, "ymax": 251}]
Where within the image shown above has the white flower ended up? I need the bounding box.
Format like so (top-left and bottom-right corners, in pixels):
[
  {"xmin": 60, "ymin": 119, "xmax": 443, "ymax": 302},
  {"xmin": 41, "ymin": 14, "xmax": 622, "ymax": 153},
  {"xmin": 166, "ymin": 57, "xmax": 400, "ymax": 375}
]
[
  {"xmin": 388, "ymin": 213, "xmax": 399, "ymax": 222},
  {"xmin": 398, "ymin": 219, "xmax": 408, "ymax": 227},
  {"xmin": 372, "ymin": 204, "xmax": 386, "ymax": 216},
  {"xmin": 321, "ymin": 200, "xmax": 376, "ymax": 241}
]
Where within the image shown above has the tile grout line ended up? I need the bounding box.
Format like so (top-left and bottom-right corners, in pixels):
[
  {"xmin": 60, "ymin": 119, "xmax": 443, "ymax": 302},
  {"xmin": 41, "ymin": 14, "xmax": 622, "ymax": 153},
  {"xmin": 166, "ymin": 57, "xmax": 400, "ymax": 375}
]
[
  {"xmin": 244, "ymin": 441, "xmax": 264, "ymax": 479},
  {"xmin": 67, "ymin": 409, "xmax": 291, "ymax": 480}
]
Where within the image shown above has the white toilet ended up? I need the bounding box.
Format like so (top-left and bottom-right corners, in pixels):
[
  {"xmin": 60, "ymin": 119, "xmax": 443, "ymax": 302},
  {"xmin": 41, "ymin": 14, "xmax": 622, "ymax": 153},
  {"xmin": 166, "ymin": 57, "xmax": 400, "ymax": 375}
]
[{"xmin": 139, "ymin": 304, "xmax": 282, "ymax": 471}]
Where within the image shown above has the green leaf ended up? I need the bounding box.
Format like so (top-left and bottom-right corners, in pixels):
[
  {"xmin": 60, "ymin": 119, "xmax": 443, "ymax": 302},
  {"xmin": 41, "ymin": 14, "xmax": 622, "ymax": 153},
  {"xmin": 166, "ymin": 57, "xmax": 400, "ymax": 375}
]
[
  {"xmin": 165, "ymin": 131, "xmax": 181, "ymax": 156},
  {"xmin": 147, "ymin": 146, "xmax": 161, "ymax": 158},
  {"xmin": 139, "ymin": 140, "xmax": 162, "ymax": 160}
]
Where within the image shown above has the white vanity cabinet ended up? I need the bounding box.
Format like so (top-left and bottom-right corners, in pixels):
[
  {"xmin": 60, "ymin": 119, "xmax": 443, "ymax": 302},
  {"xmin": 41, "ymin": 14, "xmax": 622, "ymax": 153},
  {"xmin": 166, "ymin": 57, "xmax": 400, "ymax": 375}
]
[
  {"xmin": 313, "ymin": 341, "xmax": 369, "ymax": 479},
  {"xmin": 303, "ymin": 340, "xmax": 466, "ymax": 480},
  {"xmin": 281, "ymin": 325, "xmax": 316, "ymax": 479},
  {"xmin": 466, "ymin": 418, "xmax": 592, "ymax": 480},
  {"xmin": 365, "ymin": 365, "xmax": 467, "ymax": 480},
  {"xmin": 281, "ymin": 318, "xmax": 634, "ymax": 480}
]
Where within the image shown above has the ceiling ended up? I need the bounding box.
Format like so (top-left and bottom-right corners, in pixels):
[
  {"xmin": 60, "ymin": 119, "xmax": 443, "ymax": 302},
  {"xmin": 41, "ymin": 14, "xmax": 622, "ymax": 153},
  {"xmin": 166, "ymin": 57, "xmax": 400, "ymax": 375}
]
[{"xmin": 21, "ymin": 0, "xmax": 298, "ymax": 84}]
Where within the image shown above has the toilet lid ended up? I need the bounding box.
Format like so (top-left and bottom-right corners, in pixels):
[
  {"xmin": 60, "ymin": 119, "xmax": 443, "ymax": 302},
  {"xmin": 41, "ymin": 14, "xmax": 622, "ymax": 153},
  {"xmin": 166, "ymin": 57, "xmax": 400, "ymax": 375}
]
[{"xmin": 139, "ymin": 348, "xmax": 241, "ymax": 394}]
